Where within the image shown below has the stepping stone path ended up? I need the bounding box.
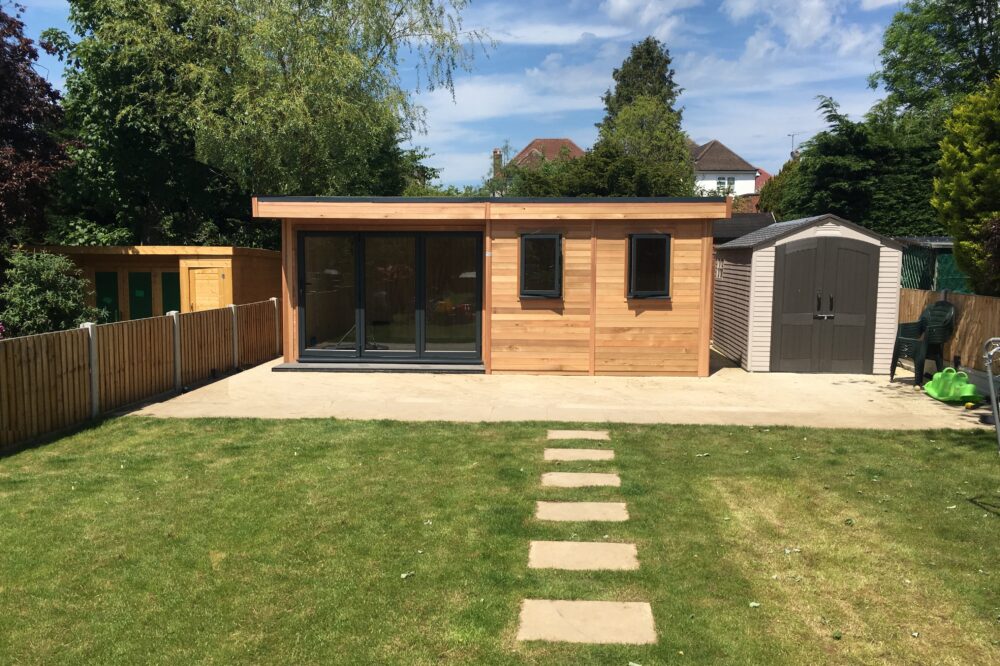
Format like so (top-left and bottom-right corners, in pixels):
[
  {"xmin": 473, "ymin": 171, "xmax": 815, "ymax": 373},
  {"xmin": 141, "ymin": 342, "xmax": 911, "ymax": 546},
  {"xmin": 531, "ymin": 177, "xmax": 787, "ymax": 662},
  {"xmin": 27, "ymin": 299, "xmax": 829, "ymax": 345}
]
[
  {"xmin": 546, "ymin": 429, "xmax": 610, "ymax": 441},
  {"xmin": 517, "ymin": 429, "xmax": 658, "ymax": 645},
  {"xmin": 534, "ymin": 501, "xmax": 629, "ymax": 522},
  {"xmin": 529, "ymin": 541, "xmax": 638, "ymax": 571},
  {"xmin": 517, "ymin": 600, "xmax": 657, "ymax": 644},
  {"xmin": 544, "ymin": 448, "xmax": 614, "ymax": 461},
  {"xmin": 541, "ymin": 471, "xmax": 621, "ymax": 488}
]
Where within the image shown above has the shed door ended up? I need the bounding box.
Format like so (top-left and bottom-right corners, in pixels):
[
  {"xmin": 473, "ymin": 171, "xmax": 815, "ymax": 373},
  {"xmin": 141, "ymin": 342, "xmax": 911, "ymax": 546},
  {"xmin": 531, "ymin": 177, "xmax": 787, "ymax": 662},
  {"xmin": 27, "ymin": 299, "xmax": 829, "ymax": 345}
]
[
  {"xmin": 189, "ymin": 268, "xmax": 223, "ymax": 311},
  {"xmin": 770, "ymin": 237, "xmax": 878, "ymax": 373}
]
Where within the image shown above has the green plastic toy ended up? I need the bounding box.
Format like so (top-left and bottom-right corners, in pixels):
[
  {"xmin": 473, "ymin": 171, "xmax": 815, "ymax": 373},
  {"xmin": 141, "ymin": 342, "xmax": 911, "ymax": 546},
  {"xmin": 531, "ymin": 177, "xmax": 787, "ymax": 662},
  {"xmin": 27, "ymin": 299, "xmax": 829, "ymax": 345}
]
[{"xmin": 923, "ymin": 367, "xmax": 984, "ymax": 404}]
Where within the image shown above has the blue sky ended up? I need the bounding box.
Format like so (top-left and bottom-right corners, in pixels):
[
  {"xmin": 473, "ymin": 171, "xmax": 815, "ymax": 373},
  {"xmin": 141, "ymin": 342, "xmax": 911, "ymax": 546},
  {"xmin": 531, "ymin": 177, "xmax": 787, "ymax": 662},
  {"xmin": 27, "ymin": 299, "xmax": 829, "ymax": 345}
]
[{"xmin": 20, "ymin": 0, "xmax": 904, "ymax": 187}]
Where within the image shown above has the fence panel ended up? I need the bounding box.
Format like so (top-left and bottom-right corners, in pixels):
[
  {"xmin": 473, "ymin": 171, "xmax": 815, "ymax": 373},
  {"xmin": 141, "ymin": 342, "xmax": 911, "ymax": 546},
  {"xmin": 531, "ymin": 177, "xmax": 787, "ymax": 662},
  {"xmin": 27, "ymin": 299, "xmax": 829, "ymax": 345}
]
[
  {"xmin": 180, "ymin": 308, "xmax": 233, "ymax": 385},
  {"xmin": 97, "ymin": 317, "xmax": 175, "ymax": 412},
  {"xmin": 899, "ymin": 288, "xmax": 1000, "ymax": 371},
  {"xmin": 237, "ymin": 300, "xmax": 279, "ymax": 367},
  {"xmin": 0, "ymin": 329, "xmax": 91, "ymax": 449}
]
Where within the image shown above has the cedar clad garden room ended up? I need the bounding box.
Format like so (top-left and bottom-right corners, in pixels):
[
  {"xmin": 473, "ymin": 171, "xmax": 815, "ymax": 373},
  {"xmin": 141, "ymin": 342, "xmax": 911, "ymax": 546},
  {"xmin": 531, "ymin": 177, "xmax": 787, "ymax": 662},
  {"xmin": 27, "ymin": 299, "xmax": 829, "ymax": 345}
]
[{"xmin": 253, "ymin": 197, "xmax": 729, "ymax": 376}]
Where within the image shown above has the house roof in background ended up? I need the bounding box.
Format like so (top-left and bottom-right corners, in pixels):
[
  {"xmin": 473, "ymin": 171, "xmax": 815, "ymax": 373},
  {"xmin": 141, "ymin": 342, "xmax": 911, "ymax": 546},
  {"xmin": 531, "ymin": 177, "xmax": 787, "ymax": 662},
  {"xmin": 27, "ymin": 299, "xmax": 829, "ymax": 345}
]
[
  {"xmin": 509, "ymin": 138, "xmax": 585, "ymax": 167},
  {"xmin": 712, "ymin": 212, "xmax": 776, "ymax": 242},
  {"xmin": 688, "ymin": 139, "xmax": 757, "ymax": 173},
  {"xmin": 755, "ymin": 167, "xmax": 772, "ymax": 192}
]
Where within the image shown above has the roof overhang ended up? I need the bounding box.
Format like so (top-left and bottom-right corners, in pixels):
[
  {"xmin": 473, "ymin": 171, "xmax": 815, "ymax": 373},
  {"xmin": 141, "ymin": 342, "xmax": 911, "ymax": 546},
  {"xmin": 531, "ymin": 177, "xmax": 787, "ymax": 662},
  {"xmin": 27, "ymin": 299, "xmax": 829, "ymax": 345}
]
[{"xmin": 252, "ymin": 196, "xmax": 730, "ymax": 221}]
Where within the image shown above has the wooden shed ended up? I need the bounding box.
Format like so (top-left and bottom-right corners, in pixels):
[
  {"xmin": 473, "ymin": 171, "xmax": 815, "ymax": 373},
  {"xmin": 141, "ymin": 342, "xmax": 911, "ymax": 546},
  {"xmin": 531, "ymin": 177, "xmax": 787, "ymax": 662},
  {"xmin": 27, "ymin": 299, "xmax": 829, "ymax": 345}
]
[
  {"xmin": 252, "ymin": 196, "xmax": 730, "ymax": 376},
  {"xmin": 713, "ymin": 214, "xmax": 903, "ymax": 373},
  {"xmin": 39, "ymin": 246, "xmax": 281, "ymax": 321}
]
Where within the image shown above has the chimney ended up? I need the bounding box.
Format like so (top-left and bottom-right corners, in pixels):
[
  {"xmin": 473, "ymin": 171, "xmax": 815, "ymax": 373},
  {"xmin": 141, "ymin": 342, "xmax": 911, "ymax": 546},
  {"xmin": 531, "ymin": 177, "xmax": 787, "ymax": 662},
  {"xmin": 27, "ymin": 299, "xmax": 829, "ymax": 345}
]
[{"xmin": 492, "ymin": 148, "xmax": 503, "ymax": 179}]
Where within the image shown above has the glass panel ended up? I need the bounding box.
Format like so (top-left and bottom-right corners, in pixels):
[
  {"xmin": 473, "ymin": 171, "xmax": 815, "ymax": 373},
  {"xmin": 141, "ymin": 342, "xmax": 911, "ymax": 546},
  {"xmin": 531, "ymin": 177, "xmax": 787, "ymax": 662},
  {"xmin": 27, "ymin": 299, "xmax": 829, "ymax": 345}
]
[
  {"xmin": 364, "ymin": 236, "xmax": 416, "ymax": 352},
  {"xmin": 633, "ymin": 236, "xmax": 668, "ymax": 294},
  {"xmin": 521, "ymin": 236, "xmax": 559, "ymax": 295},
  {"xmin": 425, "ymin": 236, "xmax": 478, "ymax": 352},
  {"xmin": 303, "ymin": 235, "xmax": 356, "ymax": 351}
]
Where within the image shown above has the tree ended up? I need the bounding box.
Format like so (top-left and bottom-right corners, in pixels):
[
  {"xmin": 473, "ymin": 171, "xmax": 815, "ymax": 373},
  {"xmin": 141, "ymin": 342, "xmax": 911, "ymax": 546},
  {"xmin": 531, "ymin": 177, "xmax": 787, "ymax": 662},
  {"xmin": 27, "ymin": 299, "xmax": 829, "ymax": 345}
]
[
  {"xmin": 0, "ymin": 4, "xmax": 67, "ymax": 247},
  {"xmin": 870, "ymin": 0, "xmax": 999, "ymax": 113},
  {"xmin": 601, "ymin": 37, "xmax": 681, "ymax": 125},
  {"xmin": 595, "ymin": 95, "xmax": 694, "ymax": 196},
  {"xmin": 44, "ymin": 0, "xmax": 480, "ymax": 246},
  {"xmin": 932, "ymin": 78, "xmax": 1000, "ymax": 295},
  {"xmin": 0, "ymin": 250, "xmax": 100, "ymax": 337},
  {"xmin": 775, "ymin": 97, "xmax": 942, "ymax": 236},
  {"xmin": 757, "ymin": 155, "xmax": 800, "ymax": 220}
]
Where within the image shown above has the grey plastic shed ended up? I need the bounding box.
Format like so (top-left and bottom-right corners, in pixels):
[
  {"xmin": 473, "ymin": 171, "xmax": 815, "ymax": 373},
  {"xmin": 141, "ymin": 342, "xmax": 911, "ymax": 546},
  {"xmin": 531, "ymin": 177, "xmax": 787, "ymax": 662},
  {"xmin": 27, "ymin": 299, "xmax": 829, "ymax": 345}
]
[{"xmin": 713, "ymin": 214, "xmax": 903, "ymax": 373}]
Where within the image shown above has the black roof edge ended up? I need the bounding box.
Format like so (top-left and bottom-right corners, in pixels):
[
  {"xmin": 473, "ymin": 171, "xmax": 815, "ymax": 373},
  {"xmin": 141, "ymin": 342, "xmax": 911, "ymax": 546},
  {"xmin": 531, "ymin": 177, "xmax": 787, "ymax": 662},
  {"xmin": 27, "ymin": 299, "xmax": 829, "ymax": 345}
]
[{"xmin": 255, "ymin": 196, "xmax": 728, "ymax": 204}]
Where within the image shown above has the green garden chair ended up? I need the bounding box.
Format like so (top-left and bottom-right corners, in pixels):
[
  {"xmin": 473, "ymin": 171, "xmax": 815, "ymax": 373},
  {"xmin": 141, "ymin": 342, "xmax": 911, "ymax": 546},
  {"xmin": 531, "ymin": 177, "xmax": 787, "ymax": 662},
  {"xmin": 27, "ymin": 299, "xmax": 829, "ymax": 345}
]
[{"xmin": 889, "ymin": 300, "xmax": 957, "ymax": 385}]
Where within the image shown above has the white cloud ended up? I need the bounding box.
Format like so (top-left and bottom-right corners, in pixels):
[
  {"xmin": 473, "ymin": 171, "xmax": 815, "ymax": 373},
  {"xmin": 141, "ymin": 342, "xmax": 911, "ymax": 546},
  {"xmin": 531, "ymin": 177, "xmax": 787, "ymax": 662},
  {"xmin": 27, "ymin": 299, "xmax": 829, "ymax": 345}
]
[
  {"xmin": 600, "ymin": 0, "xmax": 701, "ymax": 40},
  {"xmin": 859, "ymin": 0, "xmax": 900, "ymax": 9},
  {"xmin": 489, "ymin": 22, "xmax": 633, "ymax": 46}
]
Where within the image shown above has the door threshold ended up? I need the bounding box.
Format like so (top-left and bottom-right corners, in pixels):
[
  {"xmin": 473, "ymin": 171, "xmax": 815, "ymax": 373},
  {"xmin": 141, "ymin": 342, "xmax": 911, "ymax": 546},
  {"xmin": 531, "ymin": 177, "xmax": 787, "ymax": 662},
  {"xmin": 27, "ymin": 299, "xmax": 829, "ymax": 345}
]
[{"xmin": 273, "ymin": 362, "xmax": 485, "ymax": 374}]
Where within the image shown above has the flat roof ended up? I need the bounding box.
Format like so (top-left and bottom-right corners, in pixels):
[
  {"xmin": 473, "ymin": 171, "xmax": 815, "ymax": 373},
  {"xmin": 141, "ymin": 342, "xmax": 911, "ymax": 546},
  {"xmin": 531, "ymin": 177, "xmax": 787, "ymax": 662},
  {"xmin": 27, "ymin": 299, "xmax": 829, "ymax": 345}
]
[
  {"xmin": 252, "ymin": 196, "xmax": 731, "ymax": 221},
  {"xmin": 29, "ymin": 245, "xmax": 279, "ymax": 258}
]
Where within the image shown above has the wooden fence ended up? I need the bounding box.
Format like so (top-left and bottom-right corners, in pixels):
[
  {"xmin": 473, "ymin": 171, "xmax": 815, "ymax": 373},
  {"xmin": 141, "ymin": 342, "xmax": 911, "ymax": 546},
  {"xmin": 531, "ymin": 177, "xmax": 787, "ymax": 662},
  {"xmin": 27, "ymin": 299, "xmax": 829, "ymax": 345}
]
[
  {"xmin": 899, "ymin": 288, "xmax": 1000, "ymax": 371},
  {"xmin": 0, "ymin": 299, "xmax": 281, "ymax": 450}
]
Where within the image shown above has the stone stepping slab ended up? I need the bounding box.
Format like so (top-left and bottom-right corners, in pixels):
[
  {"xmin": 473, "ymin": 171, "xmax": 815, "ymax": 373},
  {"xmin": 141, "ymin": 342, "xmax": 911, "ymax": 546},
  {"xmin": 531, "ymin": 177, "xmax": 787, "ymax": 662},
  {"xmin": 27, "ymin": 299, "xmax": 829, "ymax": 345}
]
[
  {"xmin": 541, "ymin": 472, "xmax": 620, "ymax": 488},
  {"xmin": 544, "ymin": 448, "xmax": 614, "ymax": 461},
  {"xmin": 528, "ymin": 540, "xmax": 639, "ymax": 570},
  {"xmin": 516, "ymin": 599, "xmax": 656, "ymax": 644},
  {"xmin": 546, "ymin": 429, "xmax": 610, "ymax": 441},
  {"xmin": 535, "ymin": 501, "xmax": 629, "ymax": 522}
]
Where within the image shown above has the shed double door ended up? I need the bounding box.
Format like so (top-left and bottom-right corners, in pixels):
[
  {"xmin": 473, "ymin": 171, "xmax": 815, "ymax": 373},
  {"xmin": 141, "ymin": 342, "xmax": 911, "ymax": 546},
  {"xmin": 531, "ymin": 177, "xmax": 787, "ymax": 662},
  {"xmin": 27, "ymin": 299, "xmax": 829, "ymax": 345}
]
[{"xmin": 770, "ymin": 237, "xmax": 878, "ymax": 373}]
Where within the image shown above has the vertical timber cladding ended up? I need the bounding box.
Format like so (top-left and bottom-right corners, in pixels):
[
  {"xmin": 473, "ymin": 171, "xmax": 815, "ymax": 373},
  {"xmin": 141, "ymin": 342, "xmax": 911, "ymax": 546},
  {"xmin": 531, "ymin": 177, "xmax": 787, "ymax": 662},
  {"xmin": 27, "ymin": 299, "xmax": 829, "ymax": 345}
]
[
  {"xmin": 257, "ymin": 198, "xmax": 726, "ymax": 374},
  {"xmin": 488, "ymin": 202, "xmax": 721, "ymax": 376}
]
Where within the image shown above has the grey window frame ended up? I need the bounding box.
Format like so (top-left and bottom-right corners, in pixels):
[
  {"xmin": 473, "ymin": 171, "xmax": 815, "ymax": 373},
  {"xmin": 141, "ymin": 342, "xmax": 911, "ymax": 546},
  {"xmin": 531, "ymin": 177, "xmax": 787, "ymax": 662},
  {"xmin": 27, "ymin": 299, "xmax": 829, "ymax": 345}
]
[
  {"xmin": 628, "ymin": 233, "xmax": 671, "ymax": 299},
  {"xmin": 519, "ymin": 233, "xmax": 562, "ymax": 299}
]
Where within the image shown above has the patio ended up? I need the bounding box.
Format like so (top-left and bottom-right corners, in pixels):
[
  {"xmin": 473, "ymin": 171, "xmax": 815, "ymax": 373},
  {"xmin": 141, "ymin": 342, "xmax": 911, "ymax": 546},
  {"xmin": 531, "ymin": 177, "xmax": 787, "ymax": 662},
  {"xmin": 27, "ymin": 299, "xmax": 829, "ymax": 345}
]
[{"xmin": 132, "ymin": 358, "xmax": 989, "ymax": 430}]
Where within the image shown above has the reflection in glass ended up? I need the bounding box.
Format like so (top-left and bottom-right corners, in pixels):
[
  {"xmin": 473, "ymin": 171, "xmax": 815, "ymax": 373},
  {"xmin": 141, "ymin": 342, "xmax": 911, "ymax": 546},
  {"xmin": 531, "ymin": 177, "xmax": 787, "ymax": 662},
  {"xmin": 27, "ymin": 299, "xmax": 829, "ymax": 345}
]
[
  {"xmin": 364, "ymin": 236, "xmax": 416, "ymax": 352},
  {"xmin": 521, "ymin": 235, "xmax": 560, "ymax": 296},
  {"xmin": 425, "ymin": 236, "xmax": 478, "ymax": 352},
  {"xmin": 630, "ymin": 235, "xmax": 669, "ymax": 296},
  {"xmin": 303, "ymin": 236, "xmax": 356, "ymax": 350}
]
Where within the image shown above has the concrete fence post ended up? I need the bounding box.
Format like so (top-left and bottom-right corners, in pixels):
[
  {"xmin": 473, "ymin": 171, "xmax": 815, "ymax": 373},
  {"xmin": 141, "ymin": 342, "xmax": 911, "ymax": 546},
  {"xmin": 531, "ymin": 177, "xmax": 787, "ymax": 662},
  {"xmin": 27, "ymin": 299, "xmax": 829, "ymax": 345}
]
[
  {"xmin": 270, "ymin": 297, "xmax": 280, "ymax": 356},
  {"xmin": 79, "ymin": 322, "xmax": 99, "ymax": 418},
  {"xmin": 230, "ymin": 304, "xmax": 239, "ymax": 370},
  {"xmin": 167, "ymin": 311, "xmax": 181, "ymax": 390}
]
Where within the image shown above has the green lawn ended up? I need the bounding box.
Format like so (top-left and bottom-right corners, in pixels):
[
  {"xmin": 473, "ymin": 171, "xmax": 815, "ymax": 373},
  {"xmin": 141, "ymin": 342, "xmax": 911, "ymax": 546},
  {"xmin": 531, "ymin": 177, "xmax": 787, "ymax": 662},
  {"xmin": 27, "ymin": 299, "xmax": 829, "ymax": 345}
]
[{"xmin": 1, "ymin": 418, "xmax": 998, "ymax": 664}]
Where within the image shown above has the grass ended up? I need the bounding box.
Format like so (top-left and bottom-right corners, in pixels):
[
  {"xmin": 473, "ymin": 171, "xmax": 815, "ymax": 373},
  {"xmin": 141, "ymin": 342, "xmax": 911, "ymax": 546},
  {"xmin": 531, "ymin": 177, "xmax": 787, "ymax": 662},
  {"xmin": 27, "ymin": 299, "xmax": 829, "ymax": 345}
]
[{"xmin": 1, "ymin": 417, "xmax": 998, "ymax": 664}]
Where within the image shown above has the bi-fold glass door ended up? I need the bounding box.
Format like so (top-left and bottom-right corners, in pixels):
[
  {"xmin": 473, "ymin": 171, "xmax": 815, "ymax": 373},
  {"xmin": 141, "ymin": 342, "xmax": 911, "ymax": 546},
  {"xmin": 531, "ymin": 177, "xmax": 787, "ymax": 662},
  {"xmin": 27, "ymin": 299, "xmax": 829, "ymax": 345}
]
[{"xmin": 298, "ymin": 232, "xmax": 482, "ymax": 362}]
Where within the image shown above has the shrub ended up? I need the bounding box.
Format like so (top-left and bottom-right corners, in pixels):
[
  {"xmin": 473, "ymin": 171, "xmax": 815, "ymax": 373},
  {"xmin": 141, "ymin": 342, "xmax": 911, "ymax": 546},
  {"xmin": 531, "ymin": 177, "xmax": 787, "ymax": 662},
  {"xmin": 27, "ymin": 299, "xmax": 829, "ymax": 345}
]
[{"xmin": 0, "ymin": 250, "xmax": 101, "ymax": 337}]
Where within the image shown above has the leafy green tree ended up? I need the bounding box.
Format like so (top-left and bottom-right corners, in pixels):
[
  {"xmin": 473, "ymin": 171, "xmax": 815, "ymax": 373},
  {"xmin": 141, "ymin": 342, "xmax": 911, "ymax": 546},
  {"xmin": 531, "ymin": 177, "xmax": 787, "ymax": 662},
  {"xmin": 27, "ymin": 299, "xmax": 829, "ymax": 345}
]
[
  {"xmin": 757, "ymin": 156, "xmax": 800, "ymax": 220},
  {"xmin": 595, "ymin": 95, "xmax": 694, "ymax": 196},
  {"xmin": 601, "ymin": 36, "xmax": 681, "ymax": 124},
  {"xmin": 932, "ymin": 78, "xmax": 1000, "ymax": 295},
  {"xmin": 0, "ymin": 4, "xmax": 67, "ymax": 249},
  {"xmin": 44, "ymin": 0, "xmax": 479, "ymax": 246},
  {"xmin": 776, "ymin": 97, "xmax": 941, "ymax": 236},
  {"xmin": 870, "ymin": 0, "xmax": 999, "ymax": 113},
  {"xmin": 0, "ymin": 250, "xmax": 100, "ymax": 337}
]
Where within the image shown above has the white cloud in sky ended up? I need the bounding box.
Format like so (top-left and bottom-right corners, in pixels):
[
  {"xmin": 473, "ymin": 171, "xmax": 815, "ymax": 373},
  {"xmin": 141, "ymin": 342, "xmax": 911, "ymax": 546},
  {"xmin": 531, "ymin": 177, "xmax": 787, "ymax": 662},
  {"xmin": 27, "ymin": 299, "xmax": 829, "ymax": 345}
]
[
  {"xmin": 859, "ymin": 0, "xmax": 900, "ymax": 9},
  {"xmin": 406, "ymin": 0, "xmax": 891, "ymax": 185}
]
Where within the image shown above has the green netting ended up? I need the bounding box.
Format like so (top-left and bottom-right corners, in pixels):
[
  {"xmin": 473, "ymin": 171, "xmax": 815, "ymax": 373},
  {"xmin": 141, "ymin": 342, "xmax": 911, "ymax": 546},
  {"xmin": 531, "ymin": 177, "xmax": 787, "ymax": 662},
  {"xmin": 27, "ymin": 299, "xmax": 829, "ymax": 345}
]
[
  {"xmin": 901, "ymin": 248, "xmax": 934, "ymax": 289},
  {"xmin": 934, "ymin": 252, "xmax": 972, "ymax": 293}
]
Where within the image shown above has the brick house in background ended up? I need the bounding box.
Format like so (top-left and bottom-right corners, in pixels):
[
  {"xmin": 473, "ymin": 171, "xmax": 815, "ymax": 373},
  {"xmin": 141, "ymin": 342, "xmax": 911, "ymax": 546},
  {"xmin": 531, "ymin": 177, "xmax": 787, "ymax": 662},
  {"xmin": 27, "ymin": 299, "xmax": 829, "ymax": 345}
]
[{"xmin": 491, "ymin": 137, "xmax": 585, "ymax": 181}]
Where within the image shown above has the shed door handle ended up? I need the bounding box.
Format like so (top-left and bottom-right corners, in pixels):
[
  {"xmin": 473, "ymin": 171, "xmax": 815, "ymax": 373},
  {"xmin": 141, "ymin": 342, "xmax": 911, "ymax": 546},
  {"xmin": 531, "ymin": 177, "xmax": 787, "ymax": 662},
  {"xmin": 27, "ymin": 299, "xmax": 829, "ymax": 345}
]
[
  {"xmin": 829, "ymin": 294, "xmax": 834, "ymax": 312},
  {"xmin": 816, "ymin": 292, "xmax": 821, "ymax": 311}
]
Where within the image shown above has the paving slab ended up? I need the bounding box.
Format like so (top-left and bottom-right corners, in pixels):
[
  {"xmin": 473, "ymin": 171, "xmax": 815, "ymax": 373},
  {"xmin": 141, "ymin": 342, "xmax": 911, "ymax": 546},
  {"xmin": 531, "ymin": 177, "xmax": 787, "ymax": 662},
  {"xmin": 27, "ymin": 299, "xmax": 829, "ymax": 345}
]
[
  {"xmin": 528, "ymin": 541, "xmax": 639, "ymax": 570},
  {"xmin": 133, "ymin": 359, "xmax": 989, "ymax": 430},
  {"xmin": 544, "ymin": 448, "xmax": 614, "ymax": 461},
  {"xmin": 541, "ymin": 472, "xmax": 620, "ymax": 488},
  {"xmin": 535, "ymin": 501, "xmax": 629, "ymax": 522},
  {"xmin": 516, "ymin": 599, "xmax": 656, "ymax": 644},
  {"xmin": 547, "ymin": 429, "xmax": 611, "ymax": 441}
]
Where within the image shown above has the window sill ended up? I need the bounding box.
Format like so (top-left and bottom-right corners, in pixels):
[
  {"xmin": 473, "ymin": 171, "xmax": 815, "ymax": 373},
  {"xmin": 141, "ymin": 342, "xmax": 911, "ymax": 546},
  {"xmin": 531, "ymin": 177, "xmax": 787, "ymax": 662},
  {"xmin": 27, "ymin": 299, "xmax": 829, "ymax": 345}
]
[
  {"xmin": 519, "ymin": 294, "xmax": 563, "ymax": 300},
  {"xmin": 627, "ymin": 295, "xmax": 671, "ymax": 301}
]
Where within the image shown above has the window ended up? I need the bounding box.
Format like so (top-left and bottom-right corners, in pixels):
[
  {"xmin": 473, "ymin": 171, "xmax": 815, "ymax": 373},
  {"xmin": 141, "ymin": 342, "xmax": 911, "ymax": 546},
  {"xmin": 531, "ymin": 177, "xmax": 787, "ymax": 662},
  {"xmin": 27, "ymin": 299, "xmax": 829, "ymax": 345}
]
[
  {"xmin": 520, "ymin": 234, "xmax": 562, "ymax": 298},
  {"xmin": 727, "ymin": 176, "xmax": 736, "ymax": 189},
  {"xmin": 628, "ymin": 234, "xmax": 670, "ymax": 298},
  {"xmin": 716, "ymin": 176, "xmax": 726, "ymax": 190}
]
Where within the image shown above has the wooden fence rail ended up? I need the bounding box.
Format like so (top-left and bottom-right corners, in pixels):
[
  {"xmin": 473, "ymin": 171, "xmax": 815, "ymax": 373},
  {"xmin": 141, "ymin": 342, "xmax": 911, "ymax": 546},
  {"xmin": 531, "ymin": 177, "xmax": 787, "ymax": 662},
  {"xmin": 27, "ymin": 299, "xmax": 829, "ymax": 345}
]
[
  {"xmin": 0, "ymin": 298, "xmax": 281, "ymax": 450},
  {"xmin": 899, "ymin": 288, "xmax": 1000, "ymax": 372}
]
